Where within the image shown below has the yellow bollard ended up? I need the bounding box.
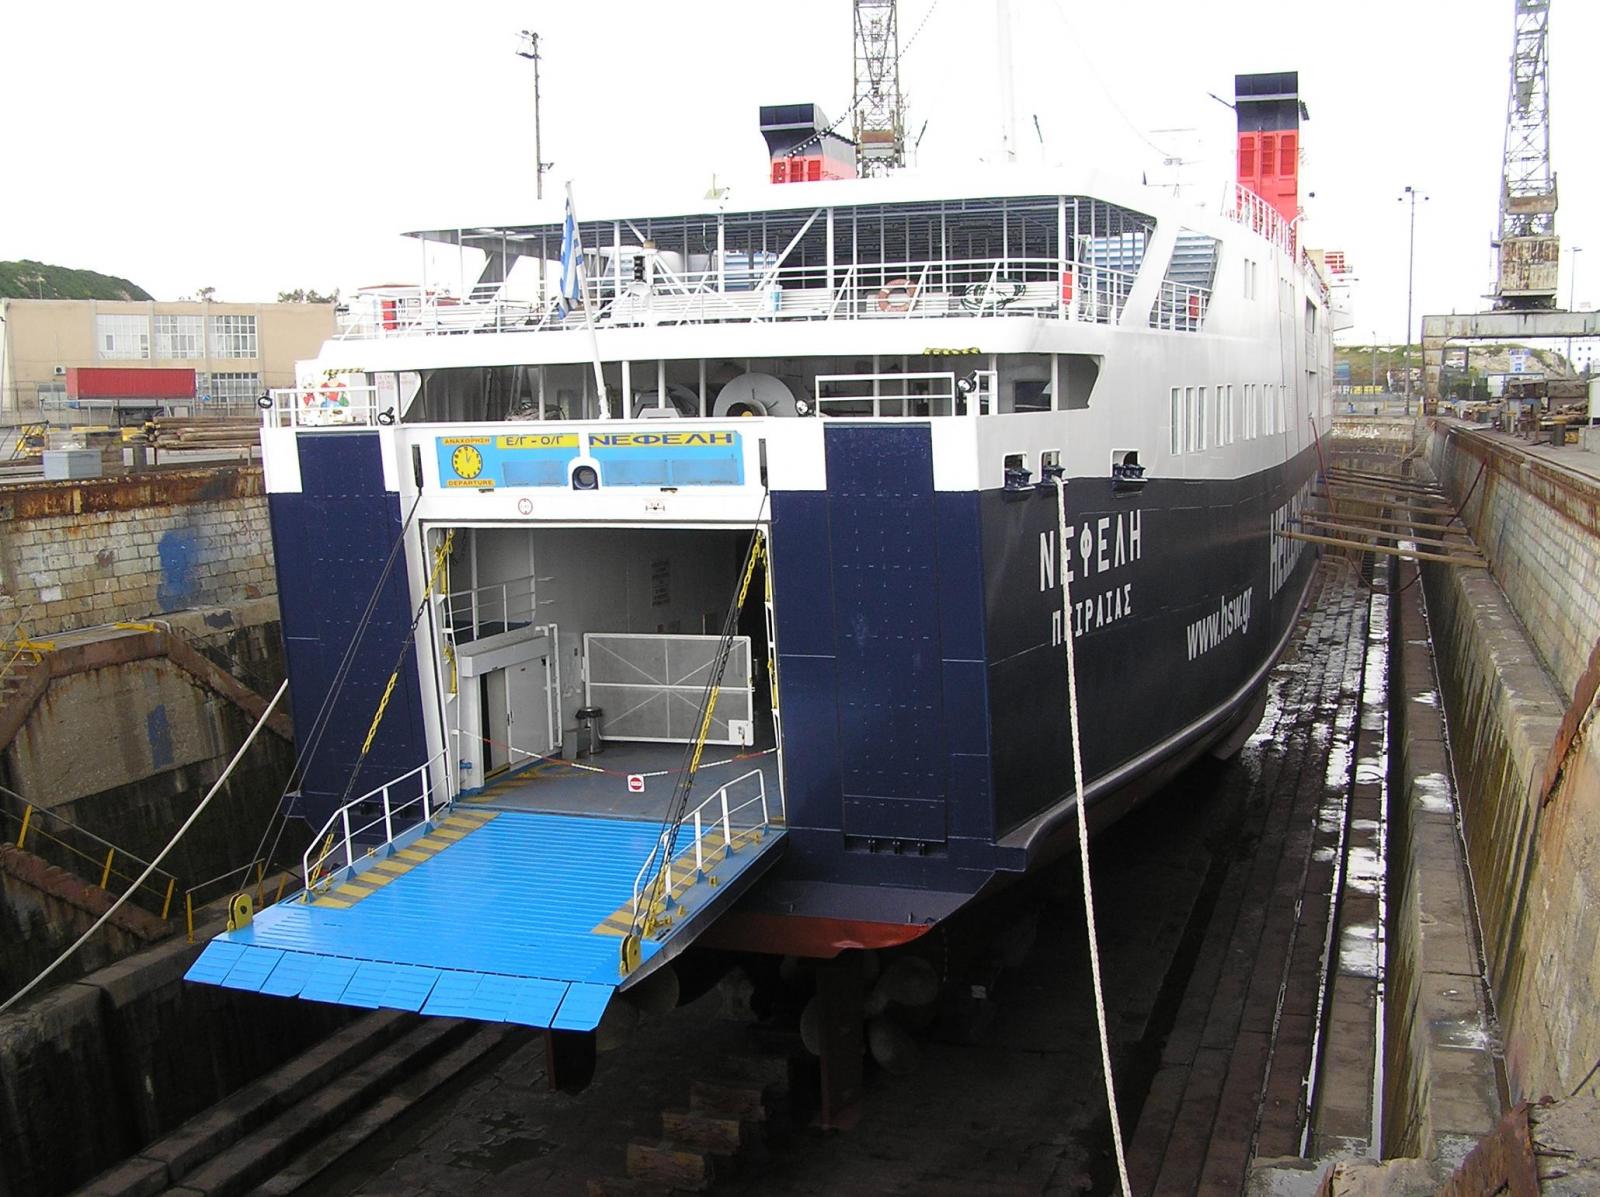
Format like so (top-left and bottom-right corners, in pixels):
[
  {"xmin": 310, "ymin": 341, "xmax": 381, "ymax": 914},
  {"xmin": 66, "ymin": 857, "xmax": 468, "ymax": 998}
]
[
  {"xmin": 100, "ymin": 848, "xmax": 115, "ymax": 890},
  {"xmin": 16, "ymin": 806, "xmax": 32, "ymax": 851},
  {"xmin": 186, "ymin": 892, "xmax": 195, "ymax": 944},
  {"xmin": 161, "ymin": 876, "xmax": 176, "ymax": 921}
]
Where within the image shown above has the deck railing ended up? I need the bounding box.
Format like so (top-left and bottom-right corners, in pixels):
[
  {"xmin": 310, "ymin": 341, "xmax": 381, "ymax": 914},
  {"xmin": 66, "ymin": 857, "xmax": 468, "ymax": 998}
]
[
  {"xmin": 440, "ymin": 575, "xmax": 540, "ymax": 644},
  {"xmin": 260, "ymin": 384, "xmax": 389, "ymax": 430},
  {"xmin": 333, "ymin": 254, "xmax": 1146, "ymax": 341},
  {"xmin": 812, "ymin": 370, "xmax": 997, "ymax": 418},
  {"xmin": 1149, "ymin": 279, "xmax": 1212, "ymax": 332},
  {"xmin": 301, "ymin": 752, "xmax": 448, "ymax": 897},
  {"xmin": 628, "ymin": 768, "xmax": 775, "ymax": 923}
]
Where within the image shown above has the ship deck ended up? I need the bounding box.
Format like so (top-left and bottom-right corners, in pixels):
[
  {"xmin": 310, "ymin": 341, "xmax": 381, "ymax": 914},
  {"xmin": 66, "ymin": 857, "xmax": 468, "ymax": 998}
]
[{"xmin": 461, "ymin": 741, "xmax": 781, "ymax": 822}]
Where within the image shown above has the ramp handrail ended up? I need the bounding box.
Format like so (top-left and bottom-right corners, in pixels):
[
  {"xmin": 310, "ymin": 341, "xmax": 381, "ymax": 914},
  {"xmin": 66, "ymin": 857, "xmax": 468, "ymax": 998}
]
[
  {"xmin": 628, "ymin": 768, "xmax": 772, "ymax": 919},
  {"xmin": 302, "ymin": 751, "xmax": 447, "ymax": 896}
]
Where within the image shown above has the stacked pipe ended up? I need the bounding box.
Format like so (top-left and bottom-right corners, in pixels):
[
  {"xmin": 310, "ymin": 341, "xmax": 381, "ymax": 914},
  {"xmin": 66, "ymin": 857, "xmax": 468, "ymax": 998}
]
[{"xmin": 145, "ymin": 417, "xmax": 262, "ymax": 452}]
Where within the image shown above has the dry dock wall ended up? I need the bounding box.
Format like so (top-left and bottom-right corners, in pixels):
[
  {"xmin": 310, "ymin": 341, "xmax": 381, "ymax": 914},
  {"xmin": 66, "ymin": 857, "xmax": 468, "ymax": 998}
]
[
  {"xmin": 0, "ymin": 467, "xmax": 274, "ymax": 635},
  {"xmin": 1418, "ymin": 419, "xmax": 1600, "ymax": 1107},
  {"xmin": 0, "ymin": 918, "xmax": 351, "ymax": 1197}
]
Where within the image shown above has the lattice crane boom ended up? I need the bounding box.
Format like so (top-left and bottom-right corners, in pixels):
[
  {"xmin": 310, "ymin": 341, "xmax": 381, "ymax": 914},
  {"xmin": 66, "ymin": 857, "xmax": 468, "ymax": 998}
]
[
  {"xmin": 853, "ymin": 0, "xmax": 906, "ymax": 177},
  {"xmin": 1493, "ymin": 0, "xmax": 1559, "ymax": 310}
]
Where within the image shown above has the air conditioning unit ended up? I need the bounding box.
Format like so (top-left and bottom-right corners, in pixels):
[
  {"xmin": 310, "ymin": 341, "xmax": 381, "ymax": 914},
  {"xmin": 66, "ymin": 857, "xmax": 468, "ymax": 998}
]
[{"xmin": 52, "ymin": 366, "xmax": 66, "ymax": 377}]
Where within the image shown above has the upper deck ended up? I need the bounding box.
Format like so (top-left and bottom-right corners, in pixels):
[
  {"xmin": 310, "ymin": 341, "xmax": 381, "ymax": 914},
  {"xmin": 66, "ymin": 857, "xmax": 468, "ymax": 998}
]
[{"xmin": 332, "ymin": 171, "xmax": 1320, "ymax": 354}]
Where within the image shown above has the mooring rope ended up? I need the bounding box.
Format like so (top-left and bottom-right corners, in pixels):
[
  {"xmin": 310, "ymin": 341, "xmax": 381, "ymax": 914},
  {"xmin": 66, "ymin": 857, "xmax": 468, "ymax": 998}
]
[
  {"xmin": 1053, "ymin": 475, "xmax": 1131, "ymax": 1196},
  {"xmin": 0, "ymin": 680, "xmax": 289, "ymax": 1015}
]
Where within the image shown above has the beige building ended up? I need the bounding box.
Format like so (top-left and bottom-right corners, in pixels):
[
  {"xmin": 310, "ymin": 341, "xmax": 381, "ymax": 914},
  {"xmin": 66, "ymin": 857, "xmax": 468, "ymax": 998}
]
[{"xmin": 0, "ymin": 298, "xmax": 335, "ymax": 416}]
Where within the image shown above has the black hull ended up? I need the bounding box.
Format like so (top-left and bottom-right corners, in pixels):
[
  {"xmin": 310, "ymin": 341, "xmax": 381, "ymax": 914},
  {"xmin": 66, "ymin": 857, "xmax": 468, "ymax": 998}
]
[{"xmin": 729, "ymin": 422, "xmax": 1320, "ymax": 949}]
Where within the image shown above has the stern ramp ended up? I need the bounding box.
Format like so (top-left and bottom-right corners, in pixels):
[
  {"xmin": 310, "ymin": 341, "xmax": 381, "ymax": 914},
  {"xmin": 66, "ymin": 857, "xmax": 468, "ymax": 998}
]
[{"xmin": 185, "ymin": 768, "xmax": 784, "ymax": 1033}]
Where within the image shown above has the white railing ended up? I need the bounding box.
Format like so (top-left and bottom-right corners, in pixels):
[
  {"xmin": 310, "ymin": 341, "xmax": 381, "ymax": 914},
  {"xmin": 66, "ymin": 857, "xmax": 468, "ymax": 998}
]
[
  {"xmin": 261, "ymin": 384, "xmax": 390, "ymax": 429},
  {"xmin": 1228, "ymin": 183, "xmax": 1296, "ymax": 257},
  {"xmin": 1149, "ymin": 280, "xmax": 1212, "ymax": 332},
  {"xmin": 441, "ymin": 575, "xmax": 539, "ymax": 644},
  {"xmin": 813, "ymin": 370, "xmax": 997, "ymax": 418},
  {"xmin": 301, "ymin": 752, "xmax": 448, "ymax": 896},
  {"xmin": 331, "ymin": 254, "xmax": 1145, "ymax": 341},
  {"xmin": 628, "ymin": 768, "xmax": 775, "ymax": 925}
]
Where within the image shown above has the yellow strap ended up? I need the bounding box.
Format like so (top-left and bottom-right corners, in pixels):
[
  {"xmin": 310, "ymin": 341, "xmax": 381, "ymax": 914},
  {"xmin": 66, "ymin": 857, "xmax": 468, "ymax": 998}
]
[{"xmin": 637, "ymin": 530, "xmax": 764, "ymax": 945}]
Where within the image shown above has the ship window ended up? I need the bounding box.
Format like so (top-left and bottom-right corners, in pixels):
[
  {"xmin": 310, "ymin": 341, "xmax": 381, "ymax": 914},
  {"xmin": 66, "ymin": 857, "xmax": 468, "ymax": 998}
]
[
  {"xmin": 1013, "ymin": 380, "xmax": 1051, "ymax": 413},
  {"xmin": 1059, "ymin": 354, "xmax": 1099, "ymax": 410},
  {"xmin": 1170, "ymin": 387, "xmax": 1182, "ymax": 454}
]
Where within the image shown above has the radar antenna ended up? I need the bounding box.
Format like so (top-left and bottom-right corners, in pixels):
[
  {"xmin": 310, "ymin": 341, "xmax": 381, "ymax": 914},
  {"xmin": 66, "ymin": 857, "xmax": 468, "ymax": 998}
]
[
  {"xmin": 1492, "ymin": 0, "xmax": 1559, "ymax": 310},
  {"xmin": 852, "ymin": 0, "xmax": 907, "ymax": 176}
]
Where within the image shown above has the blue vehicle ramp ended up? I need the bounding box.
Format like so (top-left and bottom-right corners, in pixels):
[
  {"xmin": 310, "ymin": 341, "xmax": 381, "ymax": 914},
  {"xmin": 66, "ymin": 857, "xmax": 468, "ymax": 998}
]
[{"xmin": 186, "ymin": 760, "xmax": 785, "ymax": 1033}]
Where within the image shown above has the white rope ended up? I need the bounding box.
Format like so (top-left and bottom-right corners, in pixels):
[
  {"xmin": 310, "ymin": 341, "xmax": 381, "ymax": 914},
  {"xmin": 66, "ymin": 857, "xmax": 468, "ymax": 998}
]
[
  {"xmin": 0, "ymin": 680, "xmax": 289, "ymax": 1015},
  {"xmin": 1054, "ymin": 476, "xmax": 1132, "ymax": 1196}
]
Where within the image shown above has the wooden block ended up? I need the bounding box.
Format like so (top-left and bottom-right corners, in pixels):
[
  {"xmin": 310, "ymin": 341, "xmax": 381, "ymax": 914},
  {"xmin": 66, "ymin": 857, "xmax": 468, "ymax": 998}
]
[
  {"xmin": 660, "ymin": 1108, "xmax": 750, "ymax": 1156},
  {"xmin": 689, "ymin": 1079, "xmax": 773, "ymax": 1122},
  {"xmin": 624, "ymin": 1139, "xmax": 714, "ymax": 1190}
]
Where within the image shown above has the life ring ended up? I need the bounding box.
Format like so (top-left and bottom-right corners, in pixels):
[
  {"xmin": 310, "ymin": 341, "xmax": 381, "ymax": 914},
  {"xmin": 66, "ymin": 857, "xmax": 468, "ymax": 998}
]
[
  {"xmin": 876, "ymin": 278, "xmax": 917, "ymax": 312},
  {"xmin": 319, "ymin": 379, "xmax": 349, "ymax": 408}
]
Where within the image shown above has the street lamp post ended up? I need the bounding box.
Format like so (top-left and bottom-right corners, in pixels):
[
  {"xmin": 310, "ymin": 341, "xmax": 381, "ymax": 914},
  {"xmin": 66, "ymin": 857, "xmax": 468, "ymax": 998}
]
[
  {"xmin": 1567, "ymin": 246, "xmax": 1583, "ymax": 367},
  {"xmin": 1399, "ymin": 186, "xmax": 1428, "ymax": 416}
]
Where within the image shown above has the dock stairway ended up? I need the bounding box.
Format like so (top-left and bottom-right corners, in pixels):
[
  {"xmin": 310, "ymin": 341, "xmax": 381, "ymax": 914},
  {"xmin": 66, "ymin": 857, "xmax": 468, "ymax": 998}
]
[{"xmin": 186, "ymin": 756, "xmax": 786, "ymax": 1034}]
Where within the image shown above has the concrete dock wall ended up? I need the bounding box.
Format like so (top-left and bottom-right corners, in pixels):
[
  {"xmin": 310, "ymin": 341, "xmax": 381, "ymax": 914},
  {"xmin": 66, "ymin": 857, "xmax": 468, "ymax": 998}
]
[
  {"xmin": 0, "ymin": 919, "xmax": 350, "ymax": 1197},
  {"xmin": 1423, "ymin": 421, "xmax": 1600, "ymax": 702},
  {"xmin": 1381, "ymin": 562, "xmax": 1500, "ymax": 1162},
  {"xmin": 1418, "ymin": 419, "xmax": 1600, "ymax": 1106},
  {"xmin": 0, "ymin": 467, "xmax": 274, "ymax": 635}
]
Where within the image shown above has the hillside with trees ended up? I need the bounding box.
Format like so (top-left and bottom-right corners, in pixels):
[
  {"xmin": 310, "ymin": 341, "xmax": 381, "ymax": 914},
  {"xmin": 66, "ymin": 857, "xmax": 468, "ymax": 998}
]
[{"xmin": 0, "ymin": 259, "xmax": 151, "ymax": 301}]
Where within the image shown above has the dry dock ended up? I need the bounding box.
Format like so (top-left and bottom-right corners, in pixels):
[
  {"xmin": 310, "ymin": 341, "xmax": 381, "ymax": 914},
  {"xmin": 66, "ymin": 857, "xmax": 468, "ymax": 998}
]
[{"xmin": 4, "ymin": 415, "xmax": 1600, "ymax": 1195}]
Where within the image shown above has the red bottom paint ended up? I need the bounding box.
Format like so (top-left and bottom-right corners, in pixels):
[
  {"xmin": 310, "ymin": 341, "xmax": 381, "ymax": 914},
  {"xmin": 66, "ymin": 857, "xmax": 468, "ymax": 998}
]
[{"xmin": 697, "ymin": 911, "xmax": 935, "ymax": 958}]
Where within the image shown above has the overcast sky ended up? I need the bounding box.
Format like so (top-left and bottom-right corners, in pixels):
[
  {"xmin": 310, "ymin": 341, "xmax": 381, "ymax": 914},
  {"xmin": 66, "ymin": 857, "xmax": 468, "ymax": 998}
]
[{"xmin": 3, "ymin": 0, "xmax": 1595, "ymax": 344}]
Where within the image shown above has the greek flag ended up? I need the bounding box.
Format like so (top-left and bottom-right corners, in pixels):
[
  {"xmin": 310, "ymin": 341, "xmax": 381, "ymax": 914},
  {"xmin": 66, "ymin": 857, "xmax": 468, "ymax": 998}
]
[{"xmin": 557, "ymin": 185, "xmax": 584, "ymax": 317}]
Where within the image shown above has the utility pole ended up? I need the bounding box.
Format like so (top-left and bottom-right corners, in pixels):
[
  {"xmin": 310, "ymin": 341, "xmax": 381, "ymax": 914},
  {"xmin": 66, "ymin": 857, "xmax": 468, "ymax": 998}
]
[
  {"xmin": 1568, "ymin": 245, "xmax": 1583, "ymax": 365},
  {"xmin": 516, "ymin": 31, "xmax": 548, "ymax": 200},
  {"xmin": 1399, "ymin": 185, "xmax": 1428, "ymax": 416}
]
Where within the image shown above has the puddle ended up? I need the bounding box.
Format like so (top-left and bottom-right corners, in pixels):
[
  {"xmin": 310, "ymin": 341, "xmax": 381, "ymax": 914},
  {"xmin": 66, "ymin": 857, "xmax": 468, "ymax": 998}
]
[
  {"xmin": 447, "ymin": 1112, "xmax": 559, "ymax": 1174},
  {"xmin": 1411, "ymin": 771, "xmax": 1454, "ymax": 814}
]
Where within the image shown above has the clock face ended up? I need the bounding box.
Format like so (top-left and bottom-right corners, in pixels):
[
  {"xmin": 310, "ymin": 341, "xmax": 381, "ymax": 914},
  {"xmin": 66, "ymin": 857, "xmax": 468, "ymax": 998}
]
[{"xmin": 451, "ymin": 444, "xmax": 484, "ymax": 480}]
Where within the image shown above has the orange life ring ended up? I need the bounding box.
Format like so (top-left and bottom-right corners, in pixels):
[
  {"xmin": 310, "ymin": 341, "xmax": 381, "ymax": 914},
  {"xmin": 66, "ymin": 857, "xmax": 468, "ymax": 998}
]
[{"xmin": 876, "ymin": 278, "xmax": 917, "ymax": 312}]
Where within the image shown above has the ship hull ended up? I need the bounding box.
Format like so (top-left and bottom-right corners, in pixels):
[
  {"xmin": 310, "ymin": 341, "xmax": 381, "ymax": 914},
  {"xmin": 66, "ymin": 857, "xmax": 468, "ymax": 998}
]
[{"xmin": 705, "ymin": 433, "xmax": 1321, "ymax": 955}]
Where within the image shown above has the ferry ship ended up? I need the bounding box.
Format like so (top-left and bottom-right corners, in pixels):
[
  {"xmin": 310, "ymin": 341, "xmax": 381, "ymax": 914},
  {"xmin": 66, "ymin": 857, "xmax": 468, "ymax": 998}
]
[{"xmin": 189, "ymin": 73, "xmax": 1334, "ymax": 1044}]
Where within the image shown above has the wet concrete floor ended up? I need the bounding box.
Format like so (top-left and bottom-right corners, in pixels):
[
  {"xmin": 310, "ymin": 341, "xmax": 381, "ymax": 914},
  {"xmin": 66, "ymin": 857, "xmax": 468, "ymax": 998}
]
[{"xmin": 306, "ymin": 560, "xmax": 1379, "ymax": 1196}]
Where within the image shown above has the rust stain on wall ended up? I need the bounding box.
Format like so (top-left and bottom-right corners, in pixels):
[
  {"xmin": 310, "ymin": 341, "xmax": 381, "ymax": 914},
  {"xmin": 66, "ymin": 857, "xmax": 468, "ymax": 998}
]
[{"xmin": 0, "ymin": 467, "xmax": 264, "ymax": 522}]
